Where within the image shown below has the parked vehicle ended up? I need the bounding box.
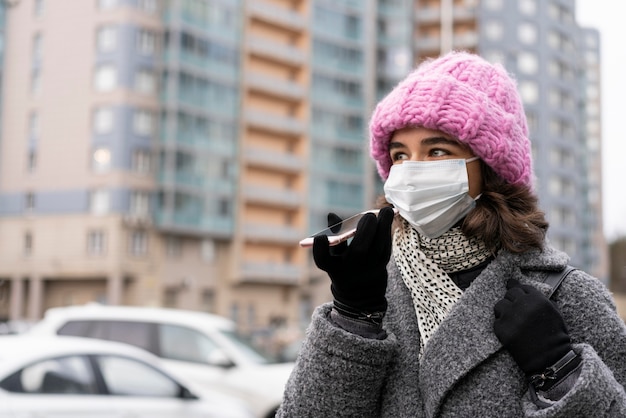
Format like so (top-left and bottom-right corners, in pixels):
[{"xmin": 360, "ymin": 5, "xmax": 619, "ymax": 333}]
[
  {"xmin": 0, "ymin": 335, "xmax": 253, "ymax": 418},
  {"xmin": 28, "ymin": 304, "xmax": 294, "ymax": 418}
]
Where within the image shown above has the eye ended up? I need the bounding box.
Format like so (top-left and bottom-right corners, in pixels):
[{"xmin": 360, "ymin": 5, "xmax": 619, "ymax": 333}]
[
  {"xmin": 390, "ymin": 151, "xmax": 409, "ymax": 163},
  {"xmin": 429, "ymin": 148, "xmax": 451, "ymax": 158}
]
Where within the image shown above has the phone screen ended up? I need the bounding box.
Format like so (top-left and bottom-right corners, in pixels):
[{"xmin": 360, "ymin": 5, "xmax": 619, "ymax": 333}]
[{"xmin": 299, "ymin": 209, "xmax": 388, "ymax": 247}]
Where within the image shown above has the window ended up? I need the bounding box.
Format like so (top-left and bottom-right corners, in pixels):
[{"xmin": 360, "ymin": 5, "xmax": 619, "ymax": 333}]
[
  {"xmin": 98, "ymin": 0, "xmax": 117, "ymax": 9},
  {"xmin": 27, "ymin": 150, "xmax": 37, "ymax": 173},
  {"xmin": 94, "ymin": 64, "xmax": 117, "ymax": 91},
  {"xmin": 518, "ymin": 23, "xmax": 537, "ymax": 45},
  {"xmin": 59, "ymin": 320, "xmax": 155, "ymax": 353},
  {"xmin": 483, "ymin": 50, "xmax": 505, "ymax": 66},
  {"xmin": 31, "ymin": 68, "xmax": 41, "ymax": 96},
  {"xmin": 29, "ymin": 112, "xmax": 39, "ymax": 139},
  {"xmin": 517, "ymin": 52, "xmax": 538, "ymax": 75},
  {"xmin": 89, "ymin": 189, "xmax": 110, "ymax": 214},
  {"xmin": 130, "ymin": 191, "xmax": 150, "ymax": 216},
  {"xmin": 137, "ymin": 0, "xmax": 157, "ymax": 13},
  {"xmin": 24, "ymin": 232, "xmax": 33, "ymax": 256},
  {"xmin": 0, "ymin": 355, "xmax": 97, "ymax": 394},
  {"xmin": 93, "ymin": 107, "xmax": 114, "ymax": 134},
  {"xmin": 483, "ymin": 0, "xmax": 502, "ymax": 10},
  {"xmin": 132, "ymin": 149, "xmax": 151, "ymax": 174},
  {"xmin": 518, "ymin": 0, "xmax": 536, "ymax": 15},
  {"xmin": 129, "ymin": 230, "xmax": 148, "ymax": 256},
  {"xmin": 32, "ymin": 33, "xmax": 42, "ymax": 62},
  {"xmin": 92, "ymin": 147, "xmax": 111, "ymax": 173},
  {"xmin": 483, "ymin": 21, "xmax": 503, "ymax": 40},
  {"xmin": 549, "ymin": 118, "xmax": 574, "ymax": 139},
  {"xmin": 25, "ymin": 192, "xmax": 35, "ymax": 212},
  {"xmin": 160, "ymin": 324, "xmax": 222, "ymax": 364},
  {"xmin": 218, "ymin": 198, "xmax": 230, "ymax": 217},
  {"xmin": 518, "ymin": 81, "xmax": 539, "ymax": 104},
  {"xmin": 135, "ymin": 69, "xmax": 156, "ymax": 95},
  {"xmin": 165, "ymin": 236, "xmax": 182, "ymax": 257},
  {"xmin": 137, "ymin": 30, "xmax": 156, "ymax": 55},
  {"xmin": 96, "ymin": 356, "xmax": 179, "ymax": 397},
  {"xmin": 96, "ymin": 26, "xmax": 117, "ymax": 52},
  {"xmin": 201, "ymin": 239, "xmax": 215, "ymax": 262},
  {"xmin": 133, "ymin": 110, "xmax": 155, "ymax": 136},
  {"xmin": 34, "ymin": 0, "xmax": 45, "ymax": 16},
  {"xmin": 87, "ymin": 230, "xmax": 106, "ymax": 255}
]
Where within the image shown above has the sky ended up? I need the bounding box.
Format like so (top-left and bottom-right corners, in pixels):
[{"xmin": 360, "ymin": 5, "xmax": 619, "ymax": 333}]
[{"xmin": 576, "ymin": 1, "xmax": 626, "ymax": 241}]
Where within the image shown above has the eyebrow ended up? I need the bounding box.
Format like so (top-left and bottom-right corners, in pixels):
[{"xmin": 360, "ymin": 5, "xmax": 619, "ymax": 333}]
[{"xmin": 389, "ymin": 136, "xmax": 461, "ymax": 149}]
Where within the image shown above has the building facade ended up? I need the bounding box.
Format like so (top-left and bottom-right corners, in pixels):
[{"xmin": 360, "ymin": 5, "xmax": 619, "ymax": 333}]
[{"xmin": 0, "ymin": 0, "xmax": 608, "ymax": 345}]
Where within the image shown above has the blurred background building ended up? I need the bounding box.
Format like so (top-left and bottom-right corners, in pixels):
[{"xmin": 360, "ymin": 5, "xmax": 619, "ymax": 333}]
[{"xmin": 0, "ymin": 0, "xmax": 616, "ymax": 347}]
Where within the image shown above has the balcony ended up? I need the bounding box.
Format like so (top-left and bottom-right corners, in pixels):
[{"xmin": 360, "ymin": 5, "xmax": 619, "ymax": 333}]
[
  {"xmin": 242, "ymin": 185, "xmax": 302, "ymax": 208},
  {"xmin": 453, "ymin": 32, "xmax": 479, "ymax": 49},
  {"xmin": 248, "ymin": 0, "xmax": 307, "ymax": 31},
  {"xmin": 415, "ymin": 7, "xmax": 441, "ymax": 23},
  {"xmin": 243, "ymin": 223, "xmax": 302, "ymax": 244},
  {"xmin": 238, "ymin": 261, "xmax": 302, "ymax": 285},
  {"xmin": 414, "ymin": 35, "xmax": 441, "ymax": 53},
  {"xmin": 245, "ymin": 72, "xmax": 306, "ymax": 101},
  {"xmin": 245, "ymin": 109, "xmax": 307, "ymax": 135},
  {"xmin": 247, "ymin": 37, "xmax": 307, "ymax": 67},
  {"xmin": 154, "ymin": 210, "xmax": 233, "ymax": 236},
  {"xmin": 454, "ymin": 6, "xmax": 478, "ymax": 21},
  {"xmin": 244, "ymin": 147, "xmax": 305, "ymax": 173}
]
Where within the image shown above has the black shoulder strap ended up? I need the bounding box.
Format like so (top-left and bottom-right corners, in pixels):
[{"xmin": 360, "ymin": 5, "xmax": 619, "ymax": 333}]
[{"xmin": 543, "ymin": 265, "xmax": 577, "ymax": 299}]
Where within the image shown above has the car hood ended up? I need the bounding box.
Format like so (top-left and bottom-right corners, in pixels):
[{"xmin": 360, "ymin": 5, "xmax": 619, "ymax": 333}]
[{"xmin": 225, "ymin": 362, "xmax": 294, "ymax": 396}]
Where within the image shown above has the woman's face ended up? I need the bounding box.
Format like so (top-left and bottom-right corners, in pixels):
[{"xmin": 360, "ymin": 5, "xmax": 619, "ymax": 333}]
[{"xmin": 389, "ymin": 127, "xmax": 483, "ymax": 198}]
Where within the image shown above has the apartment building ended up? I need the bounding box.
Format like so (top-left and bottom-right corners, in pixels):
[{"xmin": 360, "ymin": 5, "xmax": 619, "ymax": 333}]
[
  {"xmin": 380, "ymin": 0, "xmax": 608, "ymax": 281},
  {"xmin": 0, "ymin": 0, "xmax": 608, "ymax": 341},
  {"xmin": 0, "ymin": 0, "xmax": 373, "ymax": 345}
]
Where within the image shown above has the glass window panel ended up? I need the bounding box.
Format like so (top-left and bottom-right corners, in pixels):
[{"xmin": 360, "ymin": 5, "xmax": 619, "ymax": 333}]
[
  {"xmin": 129, "ymin": 230, "xmax": 148, "ymax": 255},
  {"xmin": 97, "ymin": 356, "xmax": 179, "ymax": 397},
  {"xmin": 159, "ymin": 324, "xmax": 220, "ymax": 364},
  {"xmin": 87, "ymin": 230, "xmax": 106, "ymax": 255},
  {"xmin": 135, "ymin": 69, "xmax": 157, "ymax": 95},
  {"xmin": 92, "ymin": 147, "xmax": 111, "ymax": 173},
  {"xmin": 94, "ymin": 65, "xmax": 117, "ymax": 91},
  {"xmin": 518, "ymin": 23, "xmax": 537, "ymax": 44},
  {"xmin": 517, "ymin": 52, "xmax": 538, "ymax": 74},
  {"xmin": 90, "ymin": 189, "xmax": 110, "ymax": 214},
  {"xmin": 97, "ymin": 26, "xmax": 117, "ymax": 52},
  {"xmin": 18, "ymin": 355, "xmax": 97, "ymax": 394},
  {"xmin": 133, "ymin": 110, "xmax": 155, "ymax": 136},
  {"xmin": 93, "ymin": 107, "xmax": 114, "ymax": 134}
]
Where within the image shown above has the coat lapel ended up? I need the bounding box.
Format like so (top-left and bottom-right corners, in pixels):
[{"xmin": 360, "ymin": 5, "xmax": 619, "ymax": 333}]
[{"xmin": 418, "ymin": 255, "xmax": 518, "ymax": 417}]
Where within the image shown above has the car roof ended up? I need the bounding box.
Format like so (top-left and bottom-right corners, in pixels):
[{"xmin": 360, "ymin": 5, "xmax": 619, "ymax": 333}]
[
  {"xmin": 35, "ymin": 304, "xmax": 235, "ymax": 331},
  {"xmin": 0, "ymin": 335, "xmax": 162, "ymax": 374}
]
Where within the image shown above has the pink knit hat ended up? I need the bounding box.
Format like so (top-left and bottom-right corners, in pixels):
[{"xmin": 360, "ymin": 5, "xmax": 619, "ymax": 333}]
[{"xmin": 369, "ymin": 51, "xmax": 532, "ymax": 188}]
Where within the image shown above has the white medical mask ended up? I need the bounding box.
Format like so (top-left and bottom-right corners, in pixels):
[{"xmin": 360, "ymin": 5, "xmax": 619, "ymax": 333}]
[{"xmin": 383, "ymin": 157, "xmax": 480, "ymax": 238}]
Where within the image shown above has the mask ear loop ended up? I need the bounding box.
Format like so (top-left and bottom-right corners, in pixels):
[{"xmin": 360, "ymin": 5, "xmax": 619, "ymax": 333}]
[{"xmin": 465, "ymin": 156, "xmax": 481, "ymax": 201}]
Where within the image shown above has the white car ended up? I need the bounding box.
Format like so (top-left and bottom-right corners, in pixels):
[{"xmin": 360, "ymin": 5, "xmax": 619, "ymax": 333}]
[
  {"xmin": 28, "ymin": 304, "xmax": 294, "ymax": 418},
  {"xmin": 0, "ymin": 335, "xmax": 253, "ymax": 418}
]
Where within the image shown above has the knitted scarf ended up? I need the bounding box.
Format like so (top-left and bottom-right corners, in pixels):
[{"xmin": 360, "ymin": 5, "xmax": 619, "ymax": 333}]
[{"xmin": 392, "ymin": 219, "xmax": 492, "ymax": 357}]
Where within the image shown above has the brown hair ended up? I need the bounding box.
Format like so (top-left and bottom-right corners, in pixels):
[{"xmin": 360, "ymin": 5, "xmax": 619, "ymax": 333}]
[
  {"xmin": 377, "ymin": 163, "xmax": 548, "ymax": 254},
  {"xmin": 461, "ymin": 163, "xmax": 548, "ymax": 253}
]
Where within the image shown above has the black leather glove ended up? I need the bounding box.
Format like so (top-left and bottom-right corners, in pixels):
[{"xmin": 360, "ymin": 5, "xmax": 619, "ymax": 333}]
[
  {"xmin": 494, "ymin": 278, "xmax": 573, "ymax": 376},
  {"xmin": 313, "ymin": 207, "xmax": 395, "ymax": 322}
]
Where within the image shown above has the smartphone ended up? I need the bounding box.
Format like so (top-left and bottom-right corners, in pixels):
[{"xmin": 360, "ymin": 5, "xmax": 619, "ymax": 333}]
[{"xmin": 299, "ymin": 209, "xmax": 396, "ymax": 248}]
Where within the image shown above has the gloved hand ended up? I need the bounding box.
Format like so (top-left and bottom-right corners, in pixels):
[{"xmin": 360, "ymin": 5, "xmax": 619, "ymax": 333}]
[
  {"xmin": 494, "ymin": 278, "xmax": 573, "ymax": 376},
  {"xmin": 313, "ymin": 207, "xmax": 395, "ymax": 321}
]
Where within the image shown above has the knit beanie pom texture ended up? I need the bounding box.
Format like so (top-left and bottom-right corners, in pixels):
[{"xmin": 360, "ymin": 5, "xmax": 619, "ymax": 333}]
[{"xmin": 369, "ymin": 51, "xmax": 532, "ymax": 188}]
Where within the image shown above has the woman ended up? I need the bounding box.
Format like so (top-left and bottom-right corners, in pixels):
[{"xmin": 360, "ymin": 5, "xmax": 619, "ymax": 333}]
[{"xmin": 277, "ymin": 51, "xmax": 626, "ymax": 417}]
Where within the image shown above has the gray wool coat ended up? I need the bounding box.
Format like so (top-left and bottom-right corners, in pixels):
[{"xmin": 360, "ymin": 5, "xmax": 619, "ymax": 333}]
[{"xmin": 277, "ymin": 245, "xmax": 626, "ymax": 417}]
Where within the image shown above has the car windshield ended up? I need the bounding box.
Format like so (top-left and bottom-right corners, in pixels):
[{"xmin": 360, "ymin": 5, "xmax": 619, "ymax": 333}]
[{"xmin": 218, "ymin": 330, "xmax": 274, "ymax": 364}]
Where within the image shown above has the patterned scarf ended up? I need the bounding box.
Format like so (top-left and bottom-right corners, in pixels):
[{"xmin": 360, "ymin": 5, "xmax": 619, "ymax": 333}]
[{"xmin": 392, "ymin": 219, "xmax": 493, "ymax": 357}]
